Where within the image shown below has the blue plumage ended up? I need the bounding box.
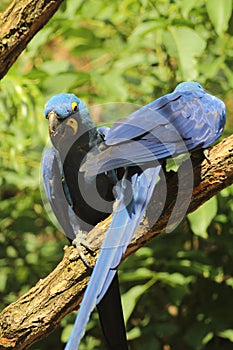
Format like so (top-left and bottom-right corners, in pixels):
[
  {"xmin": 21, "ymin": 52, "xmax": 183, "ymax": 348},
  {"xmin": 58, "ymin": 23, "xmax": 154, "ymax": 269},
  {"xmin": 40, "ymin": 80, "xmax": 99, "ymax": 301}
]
[
  {"xmin": 42, "ymin": 147, "xmax": 78, "ymax": 240},
  {"xmin": 44, "ymin": 93, "xmax": 86, "ymax": 120},
  {"xmin": 42, "ymin": 81, "xmax": 226, "ymax": 350},
  {"xmin": 81, "ymin": 82, "xmax": 225, "ymax": 174}
]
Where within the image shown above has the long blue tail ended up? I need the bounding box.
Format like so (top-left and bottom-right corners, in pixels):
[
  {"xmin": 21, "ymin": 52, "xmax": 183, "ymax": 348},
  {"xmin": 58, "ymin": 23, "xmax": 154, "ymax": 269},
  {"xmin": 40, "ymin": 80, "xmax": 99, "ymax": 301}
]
[{"xmin": 65, "ymin": 165, "xmax": 161, "ymax": 350}]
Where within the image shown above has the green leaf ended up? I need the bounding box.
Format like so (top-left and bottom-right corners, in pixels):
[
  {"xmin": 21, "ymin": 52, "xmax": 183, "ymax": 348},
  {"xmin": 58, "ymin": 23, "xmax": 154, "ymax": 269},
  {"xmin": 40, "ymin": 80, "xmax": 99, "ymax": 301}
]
[
  {"xmin": 129, "ymin": 20, "xmax": 167, "ymax": 39},
  {"xmin": 120, "ymin": 267, "xmax": 155, "ymax": 282},
  {"xmin": 218, "ymin": 329, "xmax": 233, "ymax": 342},
  {"xmin": 180, "ymin": 0, "xmax": 198, "ymax": 18},
  {"xmin": 188, "ymin": 196, "xmax": 218, "ymax": 238},
  {"xmin": 43, "ymin": 73, "xmax": 79, "ymax": 94},
  {"xmin": 92, "ymin": 72, "xmax": 128, "ymax": 100},
  {"xmin": 206, "ymin": 0, "xmax": 232, "ymax": 35},
  {"xmin": 156, "ymin": 272, "xmax": 193, "ymax": 288},
  {"xmin": 0, "ymin": 270, "xmax": 7, "ymax": 292},
  {"xmin": 122, "ymin": 285, "xmax": 148, "ymax": 323},
  {"xmin": 61, "ymin": 324, "xmax": 74, "ymax": 343},
  {"xmin": 41, "ymin": 60, "xmax": 71, "ymax": 75},
  {"xmin": 164, "ymin": 26, "xmax": 206, "ymax": 80},
  {"xmin": 202, "ymin": 332, "xmax": 214, "ymax": 345},
  {"xmin": 122, "ymin": 280, "xmax": 155, "ymax": 323},
  {"xmin": 127, "ymin": 327, "xmax": 142, "ymax": 341}
]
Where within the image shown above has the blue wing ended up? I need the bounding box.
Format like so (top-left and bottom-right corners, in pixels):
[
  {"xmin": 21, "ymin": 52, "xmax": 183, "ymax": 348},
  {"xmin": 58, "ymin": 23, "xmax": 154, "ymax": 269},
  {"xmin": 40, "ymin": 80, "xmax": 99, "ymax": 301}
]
[
  {"xmin": 105, "ymin": 90, "xmax": 225, "ymax": 147},
  {"xmin": 42, "ymin": 147, "xmax": 79, "ymax": 240},
  {"xmin": 81, "ymin": 90, "xmax": 226, "ymax": 174},
  {"xmin": 65, "ymin": 165, "xmax": 161, "ymax": 350}
]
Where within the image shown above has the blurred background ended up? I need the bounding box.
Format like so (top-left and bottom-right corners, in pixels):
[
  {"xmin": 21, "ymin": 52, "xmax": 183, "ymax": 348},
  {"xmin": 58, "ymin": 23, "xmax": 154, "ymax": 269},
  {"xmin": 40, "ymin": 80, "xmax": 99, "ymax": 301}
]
[{"xmin": 0, "ymin": 0, "xmax": 233, "ymax": 349}]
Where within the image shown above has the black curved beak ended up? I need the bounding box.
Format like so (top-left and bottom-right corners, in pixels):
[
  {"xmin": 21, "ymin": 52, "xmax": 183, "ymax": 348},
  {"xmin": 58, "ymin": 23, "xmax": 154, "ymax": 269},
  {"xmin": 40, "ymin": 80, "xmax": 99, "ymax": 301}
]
[{"xmin": 47, "ymin": 111, "xmax": 61, "ymax": 135}]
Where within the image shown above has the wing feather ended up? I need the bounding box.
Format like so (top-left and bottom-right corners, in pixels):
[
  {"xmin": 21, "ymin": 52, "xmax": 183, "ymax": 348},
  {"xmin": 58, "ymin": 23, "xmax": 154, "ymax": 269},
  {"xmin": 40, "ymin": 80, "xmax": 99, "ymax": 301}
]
[
  {"xmin": 81, "ymin": 90, "xmax": 225, "ymax": 175},
  {"xmin": 42, "ymin": 147, "xmax": 79, "ymax": 240}
]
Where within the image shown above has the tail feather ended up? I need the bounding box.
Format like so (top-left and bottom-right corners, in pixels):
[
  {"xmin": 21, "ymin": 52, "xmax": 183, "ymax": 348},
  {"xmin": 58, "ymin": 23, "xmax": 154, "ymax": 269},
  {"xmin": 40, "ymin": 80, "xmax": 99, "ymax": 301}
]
[
  {"xmin": 97, "ymin": 273, "xmax": 128, "ymax": 350},
  {"xmin": 65, "ymin": 166, "xmax": 161, "ymax": 350}
]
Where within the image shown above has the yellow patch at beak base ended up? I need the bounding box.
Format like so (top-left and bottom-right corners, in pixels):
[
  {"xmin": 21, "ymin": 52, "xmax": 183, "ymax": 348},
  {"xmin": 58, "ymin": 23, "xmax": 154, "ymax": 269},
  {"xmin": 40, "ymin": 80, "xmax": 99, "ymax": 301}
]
[{"xmin": 66, "ymin": 118, "xmax": 78, "ymax": 135}]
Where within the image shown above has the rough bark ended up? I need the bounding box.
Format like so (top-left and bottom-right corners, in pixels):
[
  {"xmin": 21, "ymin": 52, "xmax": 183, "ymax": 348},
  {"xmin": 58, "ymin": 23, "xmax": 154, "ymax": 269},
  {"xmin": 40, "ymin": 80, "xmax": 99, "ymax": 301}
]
[
  {"xmin": 0, "ymin": 0, "xmax": 64, "ymax": 79},
  {"xmin": 0, "ymin": 135, "xmax": 232, "ymax": 349}
]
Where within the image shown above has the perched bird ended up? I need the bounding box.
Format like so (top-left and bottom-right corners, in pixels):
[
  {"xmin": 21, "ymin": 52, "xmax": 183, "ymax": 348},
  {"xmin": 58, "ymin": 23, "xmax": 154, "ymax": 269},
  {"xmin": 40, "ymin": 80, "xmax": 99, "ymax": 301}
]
[
  {"xmin": 42, "ymin": 94, "xmax": 128, "ymax": 350},
  {"xmin": 43, "ymin": 82, "xmax": 226, "ymax": 350},
  {"xmin": 66, "ymin": 81, "xmax": 226, "ymax": 350}
]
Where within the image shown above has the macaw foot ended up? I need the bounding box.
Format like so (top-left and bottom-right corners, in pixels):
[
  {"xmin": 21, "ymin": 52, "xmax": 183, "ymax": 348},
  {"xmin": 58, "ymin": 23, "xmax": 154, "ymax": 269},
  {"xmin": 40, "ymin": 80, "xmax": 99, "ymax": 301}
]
[{"xmin": 72, "ymin": 230, "xmax": 96, "ymax": 268}]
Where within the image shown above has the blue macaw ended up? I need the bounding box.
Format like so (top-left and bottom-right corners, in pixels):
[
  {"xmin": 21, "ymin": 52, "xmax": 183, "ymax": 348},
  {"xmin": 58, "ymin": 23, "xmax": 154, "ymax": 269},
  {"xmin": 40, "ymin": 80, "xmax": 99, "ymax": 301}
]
[
  {"xmin": 65, "ymin": 81, "xmax": 226, "ymax": 350},
  {"xmin": 42, "ymin": 95, "xmax": 128, "ymax": 349},
  {"xmin": 42, "ymin": 82, "xmax": 226, "ymax": 350}
]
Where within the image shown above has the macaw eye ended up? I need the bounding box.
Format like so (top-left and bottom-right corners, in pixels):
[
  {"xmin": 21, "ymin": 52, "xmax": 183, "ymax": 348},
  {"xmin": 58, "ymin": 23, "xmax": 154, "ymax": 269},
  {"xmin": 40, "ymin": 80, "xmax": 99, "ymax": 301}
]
[{"xmin": 72, "ymin": 102, "xmax": 79, "ymax": 112}]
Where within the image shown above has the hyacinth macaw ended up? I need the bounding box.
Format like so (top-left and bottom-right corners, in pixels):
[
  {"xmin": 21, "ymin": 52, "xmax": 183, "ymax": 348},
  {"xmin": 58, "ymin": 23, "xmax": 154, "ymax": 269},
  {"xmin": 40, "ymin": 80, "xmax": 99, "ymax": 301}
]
[
  {"xmin": 42, "ymin": 97, "xmax": 128, "ymax": 349},
  {"xmin": 42, "ymin": 82, "xmax": 226, "ymax": 350}
]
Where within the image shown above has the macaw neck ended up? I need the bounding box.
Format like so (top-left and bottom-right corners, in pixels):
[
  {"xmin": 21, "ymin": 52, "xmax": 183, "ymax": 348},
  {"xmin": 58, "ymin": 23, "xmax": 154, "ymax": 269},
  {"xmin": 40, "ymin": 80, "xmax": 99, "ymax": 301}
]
[
  {"xmin": 64, "ymin": 129, "xmax": 98, "ymax": 167},
  {"xmin": 50, "ymin": 109, "xmax": 115, "ymax": 228},
  {"xmin": 62, "ymin": 127, "xmax": 115, "ymax": 229}
]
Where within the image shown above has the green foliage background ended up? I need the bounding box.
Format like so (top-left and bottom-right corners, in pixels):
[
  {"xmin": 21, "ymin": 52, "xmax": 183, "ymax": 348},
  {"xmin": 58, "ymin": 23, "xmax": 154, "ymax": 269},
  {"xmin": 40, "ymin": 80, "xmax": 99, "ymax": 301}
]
[{"xmin": 0, "ymin": 0, "xmax": 233, "ymax": 349}]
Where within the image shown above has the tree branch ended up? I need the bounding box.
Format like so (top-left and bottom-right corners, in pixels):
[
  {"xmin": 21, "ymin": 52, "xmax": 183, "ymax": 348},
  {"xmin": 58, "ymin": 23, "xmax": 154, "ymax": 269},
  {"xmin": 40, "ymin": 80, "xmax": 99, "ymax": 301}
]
[
  {"xmin": 0, "ymin": 0, "xmax": 64, "ymax": 80},
  {"xmin": 0, "ymin": 135, "xmax": 232, "ymax": 349}
]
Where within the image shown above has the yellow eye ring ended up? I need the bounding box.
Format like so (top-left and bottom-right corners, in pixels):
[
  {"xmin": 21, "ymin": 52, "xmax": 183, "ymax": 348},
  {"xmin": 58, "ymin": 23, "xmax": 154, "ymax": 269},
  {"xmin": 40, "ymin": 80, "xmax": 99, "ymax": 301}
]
[{"xmin": 72, "ymin": 101, "xmax": 78, "ymax": 112}]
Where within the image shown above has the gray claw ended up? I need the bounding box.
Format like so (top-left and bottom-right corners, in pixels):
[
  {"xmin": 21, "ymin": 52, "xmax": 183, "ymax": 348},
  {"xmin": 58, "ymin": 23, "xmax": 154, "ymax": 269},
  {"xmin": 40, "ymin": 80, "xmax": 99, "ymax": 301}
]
[{"xmin": 72, "ymin": 230, "xmax": 95, "ymax": 268}]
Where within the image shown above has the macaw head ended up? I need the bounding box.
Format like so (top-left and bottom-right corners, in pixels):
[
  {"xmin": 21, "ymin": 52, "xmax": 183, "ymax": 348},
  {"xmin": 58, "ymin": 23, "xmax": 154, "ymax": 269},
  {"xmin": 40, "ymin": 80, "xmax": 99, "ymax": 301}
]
[
  {"xmin": 174, "ymin": 81, "xmax": 205, "ymax": 93},
  {"xmin": 44, "ymin": 93, "xmax": 96, "ymax": 152},
  {"xmin": 44, "ymin": 93, "xmax": 90, "ymax": 135}
]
